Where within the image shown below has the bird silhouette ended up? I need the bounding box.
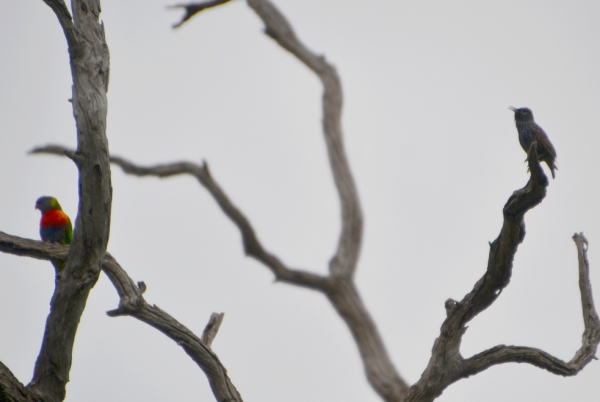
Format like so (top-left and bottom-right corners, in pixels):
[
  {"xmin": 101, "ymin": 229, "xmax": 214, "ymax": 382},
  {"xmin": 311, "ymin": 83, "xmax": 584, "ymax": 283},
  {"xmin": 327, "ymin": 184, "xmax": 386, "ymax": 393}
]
[{"xmin": 509, "ymin": 107, "xmax": 557, "ymax": 179}]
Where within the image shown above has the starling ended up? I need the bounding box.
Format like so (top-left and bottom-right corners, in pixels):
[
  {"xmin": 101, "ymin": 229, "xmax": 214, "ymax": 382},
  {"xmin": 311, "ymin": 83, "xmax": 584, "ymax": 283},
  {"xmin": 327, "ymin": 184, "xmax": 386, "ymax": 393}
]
[{"xmin": 509, "ymin": 107, "xmax": 557, "ymax": 179}]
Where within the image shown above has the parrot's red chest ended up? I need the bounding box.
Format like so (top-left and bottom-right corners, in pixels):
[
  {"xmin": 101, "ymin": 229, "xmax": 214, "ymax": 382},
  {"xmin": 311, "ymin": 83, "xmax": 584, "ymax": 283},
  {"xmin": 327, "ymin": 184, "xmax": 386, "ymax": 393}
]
[{"xmin": 41, "ymin": 209, "xmax": 70, "ymax": 227}]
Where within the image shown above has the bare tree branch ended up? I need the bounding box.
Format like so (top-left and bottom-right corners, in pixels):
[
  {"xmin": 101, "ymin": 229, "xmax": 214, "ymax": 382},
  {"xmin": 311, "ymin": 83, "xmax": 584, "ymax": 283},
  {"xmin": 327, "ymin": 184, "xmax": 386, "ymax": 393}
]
[
  {"xmin": 573, "ymin": 233, "xmax": 600, "ymax": 346},
  {"xmin": 460, "ymin": 233, "xmax": 600, "ymax": 377},
  {"xmin": 171, "ymin": 0, "xmax": 363, "ymax": 275},
  {"xmin": 202, "ymin": 313, "xmax": 225, "ymax": 348},
  {"xmin": 0, "ymin": 231, "xmax": 243, "ymax": 402},
  {"xmin": 172, "ymin": 1, "xmax": 400, "ymax": 398},
  {"xmin": 32, "ymin": 143, "xmax": 408, "ymax": 400},
  {"xmin": 325, "ymin": 276, "xmax": 409, "ymax": 400},
  {"xmin": 41, "ymin": 0, "xmax": 397, "ymax": 399},
  {"xmin": 26, "ymin": 1, "xmax": 112, "ymax": 400},
  {"xmin": 41, "ymin": 0, "xmax": 77, "ymax": 51},
  {"xmin": 466, "ymin": 345, "xmax": 577, "ymax": 376},
  {"xmin": 401, "ymin": 145, "xmax": 600, "ymax": 402},
  {"xmin": 247, "ymin": 0, "xmax": 363, "ymax": 278},
  {"xmin": 169, "ymin": 0, "xmax": 232, "ymax": 28},
  {"xmin": 31, "ymin": 145, "xmax": 330, "ymax": 291},
  {"xmin": 3, "ymin": 2, "xmax": 594, "ymax": 402},
  {"xmin": 36, "ymin": 4, "xmax": 599, "ymax": 402},
  {"xmin": 103, "ymin": 256, "xmax": 243, "ymax": 402}
]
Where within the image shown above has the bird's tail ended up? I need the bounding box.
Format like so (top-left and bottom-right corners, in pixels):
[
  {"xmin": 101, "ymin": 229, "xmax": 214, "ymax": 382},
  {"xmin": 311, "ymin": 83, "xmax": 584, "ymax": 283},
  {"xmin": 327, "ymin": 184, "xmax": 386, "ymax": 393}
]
[
  {"xmin": 51, "ymin": 259, "xmax": 65, "ymax": 273},
  {"xmin": 547, "ymin": 161, "xmax": 557, "ymax": 179}
]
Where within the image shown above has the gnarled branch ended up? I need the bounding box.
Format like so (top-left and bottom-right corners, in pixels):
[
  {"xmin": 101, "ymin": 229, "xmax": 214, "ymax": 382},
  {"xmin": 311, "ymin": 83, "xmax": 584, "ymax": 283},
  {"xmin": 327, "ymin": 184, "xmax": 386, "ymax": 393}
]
[
  {"xmin": 461, "ymin": 233, "xmax": 600, "ymax": 377},
  {"xmin": 26, "ymin": 1, "xmax": 112, "ymax": 401},
  {"xmin": 0, "ymin": 231, "xmax": 242, "ymax": 402},
  {"xmin": 403, "ymin": 145, "xmax": 600, "ymax": 402}
]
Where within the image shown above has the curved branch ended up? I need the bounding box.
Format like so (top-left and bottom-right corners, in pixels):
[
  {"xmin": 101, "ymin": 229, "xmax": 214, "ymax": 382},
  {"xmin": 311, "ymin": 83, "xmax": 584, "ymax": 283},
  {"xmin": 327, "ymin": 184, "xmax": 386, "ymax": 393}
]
[
  {"xmin": 170, "ymin": 0, "xmax": 364, "ymax": 278},
  {"xmin": 466, "ymin": 345, "xmax": 576, "ymax": 375},
  {"xmin": 103, "ymin": 255, "xmax": 242, "ymax": 402},
  {"xmin": 402, "ymin": 144, "xmax": 600, "ymax": 402},
  {"xmin": 573, "ymin": 233, "xmax": 600, "ymax": 351},
  {"xmin": 326, "ymin": 277, "xmax": 409, "ymax": 399},
  {"xmin": 0, "ymin": 231, "xmax": 242, "ymax": 402},
  {"xmin": 42, "ymin": 0, "xmax": 77, "ymax": 51},
  {"xmin": 171, "ymin": 2, "xmax": 398, "ymax": 398},
  {"xmin": 31, "ymin": 145, "xmax": 330, "ymax": 292},
  {"xmin": 247, "ymin": 0, "xmax": 363, "ymax": 278},
  {"xmin": 461, "ymin": 233, "xmax": 600, "ymax": 379}
]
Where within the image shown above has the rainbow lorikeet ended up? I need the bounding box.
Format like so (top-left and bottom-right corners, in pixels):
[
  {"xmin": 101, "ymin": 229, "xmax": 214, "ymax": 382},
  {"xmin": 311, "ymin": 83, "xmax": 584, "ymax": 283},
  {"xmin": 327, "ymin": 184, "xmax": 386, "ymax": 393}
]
[{"xmin": 35, "ymin": 196, "xmax": 72, "ymax": 272}]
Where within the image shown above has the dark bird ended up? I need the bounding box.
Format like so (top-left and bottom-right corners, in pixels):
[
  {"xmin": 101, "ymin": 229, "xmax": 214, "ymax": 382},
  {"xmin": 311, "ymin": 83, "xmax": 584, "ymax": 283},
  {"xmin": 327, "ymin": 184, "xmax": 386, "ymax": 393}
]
[
  {"xmin": 509, "ymin": 107, "xmax": 557, "ymax": 179},
  {"xmin": 35, "ymin": 196, "xmax": 72, "ymax": 272}
]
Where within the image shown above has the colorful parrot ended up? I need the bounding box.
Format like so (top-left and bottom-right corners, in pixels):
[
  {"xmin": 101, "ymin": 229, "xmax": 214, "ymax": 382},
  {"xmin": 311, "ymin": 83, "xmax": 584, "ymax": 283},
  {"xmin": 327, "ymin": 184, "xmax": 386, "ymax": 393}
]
[{"xmin": 35, "ymin": 196, "xmax": 72, "ymax": 272}]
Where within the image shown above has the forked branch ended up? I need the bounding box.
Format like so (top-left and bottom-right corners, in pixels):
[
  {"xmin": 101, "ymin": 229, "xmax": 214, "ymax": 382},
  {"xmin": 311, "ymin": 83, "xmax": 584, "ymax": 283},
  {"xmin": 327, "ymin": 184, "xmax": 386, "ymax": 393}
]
[
  {"xmin": 461, "ymin": 233, "xmax": 600, "ymax": 377},
  {"xmin": 172, "ymin": 0, "xmax": 362, "ymax": 278},
  {"xmin": 403, "ymin": 145, "xmax": 600, "ymax": 402},
  {"xmin": 32, "ymin": 143, "xmax": 406, "ymax": 401},
  {"xmin": 0, "ymin": 231, "xmax": 242, "ymax": 402}
]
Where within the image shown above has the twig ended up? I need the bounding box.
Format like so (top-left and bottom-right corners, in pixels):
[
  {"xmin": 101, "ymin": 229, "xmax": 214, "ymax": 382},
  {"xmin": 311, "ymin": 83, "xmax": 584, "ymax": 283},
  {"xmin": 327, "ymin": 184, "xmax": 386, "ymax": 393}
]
[{"xmin": 202, "ymin": 313, "xmax": 225, "ymax": 348}]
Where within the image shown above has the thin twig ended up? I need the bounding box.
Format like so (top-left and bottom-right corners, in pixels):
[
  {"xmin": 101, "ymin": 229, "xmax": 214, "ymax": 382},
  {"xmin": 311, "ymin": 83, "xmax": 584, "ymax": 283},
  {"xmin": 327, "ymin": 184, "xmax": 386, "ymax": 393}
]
[{"xmin": 202, "ymin": 313, "xmax": 225, "ymax": 348}]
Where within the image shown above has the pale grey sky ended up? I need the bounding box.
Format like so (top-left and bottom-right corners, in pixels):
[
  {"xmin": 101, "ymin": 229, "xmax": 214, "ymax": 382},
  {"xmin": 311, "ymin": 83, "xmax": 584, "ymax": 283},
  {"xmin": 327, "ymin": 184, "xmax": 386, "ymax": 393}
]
[{"xmin": 1, "ymin": 1, "xmax": 600, "ymax": 401}]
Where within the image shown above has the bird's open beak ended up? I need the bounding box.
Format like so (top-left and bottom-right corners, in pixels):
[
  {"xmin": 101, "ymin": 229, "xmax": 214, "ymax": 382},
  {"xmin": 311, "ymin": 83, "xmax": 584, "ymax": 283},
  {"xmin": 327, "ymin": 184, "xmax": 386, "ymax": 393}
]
[
  {"xmin": 35, "ymin": 204, "xmax": 39, "ymax": 210},
  {"xmin": 508, "ymin": 106, "xmax": 516, "ymax": 112}
]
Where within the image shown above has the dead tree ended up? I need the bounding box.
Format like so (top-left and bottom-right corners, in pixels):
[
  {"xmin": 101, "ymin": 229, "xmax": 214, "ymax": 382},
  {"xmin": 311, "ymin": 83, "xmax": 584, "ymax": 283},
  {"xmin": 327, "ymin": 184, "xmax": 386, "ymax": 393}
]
[{"xmin": 0, "ymin": 1, "xmax": 599, "ymax": 401}]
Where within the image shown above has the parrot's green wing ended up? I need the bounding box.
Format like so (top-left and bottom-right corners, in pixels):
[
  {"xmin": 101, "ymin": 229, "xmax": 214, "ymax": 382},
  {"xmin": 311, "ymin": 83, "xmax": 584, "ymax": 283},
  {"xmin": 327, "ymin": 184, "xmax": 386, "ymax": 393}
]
[{"xmin": 63, "ymin": 218, "xmax": 73, "ymax": 245}]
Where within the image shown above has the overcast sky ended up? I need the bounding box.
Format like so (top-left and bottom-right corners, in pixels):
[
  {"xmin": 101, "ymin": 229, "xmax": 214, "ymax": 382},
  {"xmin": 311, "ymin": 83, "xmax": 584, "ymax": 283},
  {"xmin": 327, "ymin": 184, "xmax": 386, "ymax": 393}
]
[{"xmin": 1, "ymin": 1, "xmax": 600, "ymax": 401}]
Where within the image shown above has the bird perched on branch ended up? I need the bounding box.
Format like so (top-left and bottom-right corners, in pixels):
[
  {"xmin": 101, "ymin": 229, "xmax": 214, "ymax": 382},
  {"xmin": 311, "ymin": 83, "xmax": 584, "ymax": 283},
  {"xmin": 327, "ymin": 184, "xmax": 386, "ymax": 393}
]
[
  {"xmin": 35, "ymin": 196, "xmax": 72, "ymax": 272},
  {"xmin": 509, "ymin": 107, "xmax": 557, "ymax": 178}
]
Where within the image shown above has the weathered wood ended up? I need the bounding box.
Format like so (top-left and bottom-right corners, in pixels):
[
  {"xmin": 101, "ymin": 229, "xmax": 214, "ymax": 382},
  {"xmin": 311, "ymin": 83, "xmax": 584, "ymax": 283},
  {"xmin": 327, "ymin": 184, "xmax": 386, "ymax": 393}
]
[
  {"xmin": 0, "ymin": 232, "xmax": 243, "ymax": 402},
  {"xmin": 24, "ymin": 1, "xmax": 112, "ymax": 401}
]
